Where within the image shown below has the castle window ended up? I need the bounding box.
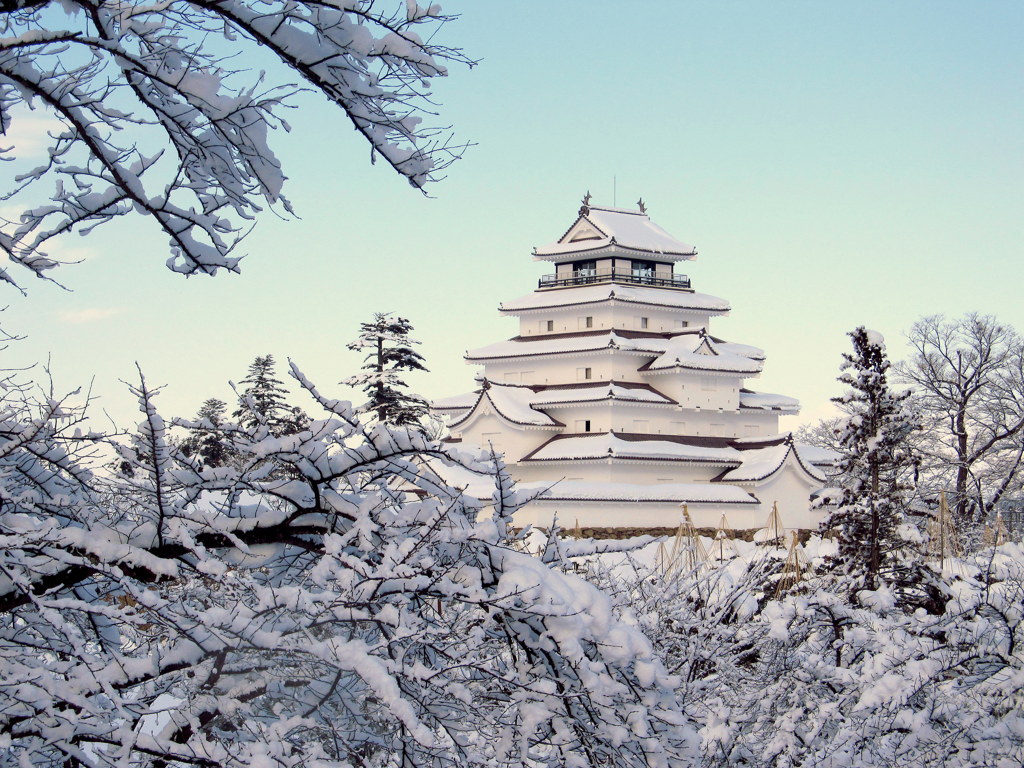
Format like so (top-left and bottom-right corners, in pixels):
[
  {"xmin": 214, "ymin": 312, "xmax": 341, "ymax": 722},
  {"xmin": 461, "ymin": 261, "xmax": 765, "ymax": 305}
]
[
  {"xmin": 640, "ymin": 317, "xmax": 649, "ymax": 329},
  {"xmin": 631, "ymin": 260, "xmax": 656, "ymax": 281},
  {"xmin": 546, "ymin": 320, "xmax": 554, "ymax": 332},
  {"xmin": 573, "ymin": 260, "xmax": 596, "ymax": 279},
  {"xmin": 585, "ymin": 316, "xmax": 594, "ymax": 328}
]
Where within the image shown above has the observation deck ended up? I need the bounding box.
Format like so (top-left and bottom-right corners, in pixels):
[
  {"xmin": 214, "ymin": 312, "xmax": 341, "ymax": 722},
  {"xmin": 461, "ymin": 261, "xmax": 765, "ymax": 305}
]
[{"xmin": 538, "ymin": 269, "xmax": 692, "ymax": 291}]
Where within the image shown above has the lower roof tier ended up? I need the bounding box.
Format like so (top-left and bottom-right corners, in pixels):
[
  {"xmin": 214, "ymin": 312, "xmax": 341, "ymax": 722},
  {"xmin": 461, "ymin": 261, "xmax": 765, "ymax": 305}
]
[
  {"xmin": 499, "ymin": 283, "xmax": 730, "ymax": 314},
  {"xmin": 465, "ymin": 327, "xmax": 764, "ymax": 375}
]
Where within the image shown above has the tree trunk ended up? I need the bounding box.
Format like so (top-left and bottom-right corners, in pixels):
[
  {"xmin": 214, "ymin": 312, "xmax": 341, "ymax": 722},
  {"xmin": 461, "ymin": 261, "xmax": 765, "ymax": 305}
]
[
  {"xmin": 375, "ymin": 335, "xmax": 385, "ymax": 423},
  {"xmin": 868, "ymin": 460, "xmax": 880, "ymax": 592}
]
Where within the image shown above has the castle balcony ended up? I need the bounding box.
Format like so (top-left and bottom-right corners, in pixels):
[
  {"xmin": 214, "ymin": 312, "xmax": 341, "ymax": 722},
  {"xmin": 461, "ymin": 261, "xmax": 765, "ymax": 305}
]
[{"xmin": 538, "ymin": 269, "xmax": 691, "ymax": 291}]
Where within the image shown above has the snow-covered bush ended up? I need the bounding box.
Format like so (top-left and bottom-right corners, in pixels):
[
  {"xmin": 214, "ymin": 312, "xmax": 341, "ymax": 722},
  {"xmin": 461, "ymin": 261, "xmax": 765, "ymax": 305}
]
[
  {"xmin": 0, "ymin": 365, "xmax": 694, "ymax": 767},
  {"xmin": 580, "ymin": 534, "xmax": 1023, "ymax": 768}
]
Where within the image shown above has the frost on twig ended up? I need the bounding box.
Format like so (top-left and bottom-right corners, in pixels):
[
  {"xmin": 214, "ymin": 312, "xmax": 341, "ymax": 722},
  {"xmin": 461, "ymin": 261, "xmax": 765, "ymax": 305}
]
[{"xmin": 0, "ymin": 0, "xmax": 473, "ymax": 291}]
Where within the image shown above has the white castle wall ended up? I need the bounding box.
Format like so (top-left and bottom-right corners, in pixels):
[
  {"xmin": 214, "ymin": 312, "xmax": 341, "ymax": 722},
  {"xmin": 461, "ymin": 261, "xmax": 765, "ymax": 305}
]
[{"xmin": 516, "ymin": 303, "xmax": 711, "ymax": 337}]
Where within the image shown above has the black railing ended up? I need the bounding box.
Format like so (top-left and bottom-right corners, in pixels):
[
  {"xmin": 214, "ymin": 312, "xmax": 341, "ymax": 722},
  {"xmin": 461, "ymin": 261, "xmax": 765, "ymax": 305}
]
[{"xmin": 538, "ymin": 270, "xmax": 691, "ymax": 290}]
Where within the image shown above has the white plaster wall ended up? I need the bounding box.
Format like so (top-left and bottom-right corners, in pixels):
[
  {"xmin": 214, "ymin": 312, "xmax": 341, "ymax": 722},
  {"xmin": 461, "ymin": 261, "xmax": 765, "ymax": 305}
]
[
  {"xmin": 483, "ymin": 350, "xmax": 654, "ymax": 387},
  {"xmin": 451, "ymin": 408, "xmax": 552, "ymax": 464},
  {"xmin": 515, "ymin": 299, "xmax": 711, "ymax": 337},
  {"xmin": 748, "ymin": 462, "xmax": 827, "ymax": 530},
  {"xmin": 514, "ymin": 499, "xmax": 765, "ymax": 530},
  {"xmin": 512, "ymin": 461, "xmax": 719, "ymax": 487}
]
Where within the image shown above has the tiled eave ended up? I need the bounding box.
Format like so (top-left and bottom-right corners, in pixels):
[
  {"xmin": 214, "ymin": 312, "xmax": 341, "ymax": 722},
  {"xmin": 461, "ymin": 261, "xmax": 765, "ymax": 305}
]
[
  {"xmin": 447, "ymin": 391, "xmax": 563, "ymax": 431},
  {"xmin": 532, "ymin": 397, "xmax": 678, "ymax": 409},
  {"xmin": 499, "ymin": 295, "xmax": 729, "ymax": 316},
  {"xmin": 532, "ymin": 240, "xmax": 697, "ymax": 263},
  {"xmin": 739, "ymin": 404, "xmax": 799, "ymax": 413},
  {"xmin": 519, "ymin": 454, "xmax": 742, "ymax": 466},
  {"xmin": 638, "ymin": 362, "xmax": 761, "ymax": 378},
  {"xmin": 712, "ymin": 442, "xmax": 827, "ymax": 485},
  {"xmin": 520, "ymin": 432, "xmax": 739, "ymax": 463},
  {"xmin": 465, "ymin": 346, "xmax": 657, "ymax": 364},
  {"xmin": 532, "ymin": 493, "xmax": 760, "ymax": 505}
]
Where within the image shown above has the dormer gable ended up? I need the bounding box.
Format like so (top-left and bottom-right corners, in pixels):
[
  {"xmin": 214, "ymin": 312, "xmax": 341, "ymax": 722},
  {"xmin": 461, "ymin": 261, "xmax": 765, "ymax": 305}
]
[{"xmin": 563, "ymin": 216, "xmax": 607, "ymax": 244}]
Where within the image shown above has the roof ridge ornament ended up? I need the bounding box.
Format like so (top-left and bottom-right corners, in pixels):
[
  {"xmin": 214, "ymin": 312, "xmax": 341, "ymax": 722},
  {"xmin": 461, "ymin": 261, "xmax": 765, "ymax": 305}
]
[
  {"xmin": 637, "ymin": 198, "xmax": 647, "ymax": 214},
  {"xmin": 580, "ymin": 190, "xmax": 592, "ymax": 216}
]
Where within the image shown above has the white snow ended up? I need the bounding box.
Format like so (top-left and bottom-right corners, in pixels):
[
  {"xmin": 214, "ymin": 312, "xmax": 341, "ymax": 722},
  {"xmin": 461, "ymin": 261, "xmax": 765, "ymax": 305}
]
[
  {"xmin": 522, "ymin": 479, "xmax": 759, "ymax": 504},
  {"xmin": 466, "ymin": 330, "xmax": 761, "ymax": 375},
  {"xmin": 430, "ymin": 391, "xmax": 478, "ymax": 411},
  {"xmin": 523, "ymin": 433, "xmax": 741, "ymax": 464},
  {"xmin": 533, "ymin": 205, "xmax": 697, "ymax": 260},
  {"xmin": 643, "ymin": 334, "xmax": 764, "ymax": 375},
  {"xmin": 447, "ymin": 383, "xmax": 558, "ymax": 428},
  {"xmin": 719, "ymin": 444, "xmax": 827, "ymax": 483},
  {"xmin": 530, "ymin": 383, "xmax": 675, "ymax": 406},
  {"xmin": 717, "ymin": 444, "xmax": 793, "ymax": 482},
  {"xmin": 739, "ymin": 390, "xmax": 800, "ymax": 413},
  {"xmin": 484, "ymin": 384, "xmax": 559, "ymax": 426}
]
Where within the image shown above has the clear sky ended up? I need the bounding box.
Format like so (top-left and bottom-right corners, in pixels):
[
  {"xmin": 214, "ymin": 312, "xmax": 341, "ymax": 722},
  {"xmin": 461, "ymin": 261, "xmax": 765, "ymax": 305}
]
[{"xmin": 4, "ymin": 1, "xmax": 1022, "ymax": 432}]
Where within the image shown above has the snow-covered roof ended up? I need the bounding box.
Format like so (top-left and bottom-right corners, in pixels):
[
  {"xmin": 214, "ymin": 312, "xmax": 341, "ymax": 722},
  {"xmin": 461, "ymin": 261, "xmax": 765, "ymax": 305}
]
[
  {"xmin": 638, "ymin": 332, "xmax": 765, "ymax": 375},
  {"xmin": 529, "ymin": 381, "xmax": 676, "ymax": 406},
  {"xmin": 716, "ymin": 440, "xmax": 827, "ymax": 484},
  {"xmin": 738, "ymin": 389, "xmax": 800, "ymax": 413},
  {"xmin": 431, "ymin": 391, "xmax": 478, "ymax": 411},
  {"xmin": 466, "ymin": 330, "xmax": 683, "ymax": 363},
  {"xmin": 520, "ymin": 479, "xmax": 759, "ymax": 505},
  {"xmin": 447, "ymin": 383, "xmax": 562, "ymax": 429},
  {"xmin": 499, "ymin": 283, "xmax": 730, "ymax": 315},
  {"xmin": 466, "ymin": 330, "xmax": 762, "ymax": 376},
  {"xmin": 533, "ymin": 204, "xmax": 698, "ymax": 262},
  {"xmin": 795, "ymin": 444, "xmax": 841, "ymax": 468},
  {"xmin": 521, "ymin": 432, "xmax": 742, "ymax": 464},
  {"xmin": 433, "ymin": 381, "xmax": 676, "ymax": 426}
]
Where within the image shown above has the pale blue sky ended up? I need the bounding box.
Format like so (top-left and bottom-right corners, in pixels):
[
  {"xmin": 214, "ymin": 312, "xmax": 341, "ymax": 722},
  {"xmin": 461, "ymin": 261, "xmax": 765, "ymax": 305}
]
[{"xmin": 5, "ymin": 1, "xmax": 1022, "ymax": 430}]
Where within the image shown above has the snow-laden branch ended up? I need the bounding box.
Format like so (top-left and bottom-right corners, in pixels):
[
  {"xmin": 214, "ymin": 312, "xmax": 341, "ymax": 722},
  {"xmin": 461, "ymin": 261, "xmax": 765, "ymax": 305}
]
[
  {"xmin": 0, "ymin": 364, "xmax": 694, "ymax": 767},
  {"xmin": 0, "ymin": 0, "xmax": 473, "ymax": 291}
]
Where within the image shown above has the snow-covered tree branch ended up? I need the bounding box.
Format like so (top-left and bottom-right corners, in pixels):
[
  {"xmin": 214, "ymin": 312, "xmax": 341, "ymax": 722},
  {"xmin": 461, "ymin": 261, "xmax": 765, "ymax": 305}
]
[
  {"xmin": 896, "ymin": 313, "xmax": 1024, "ymax": 531},
  {"xmin": 0, "ymin": 0, "xmax": 472, "ymax": 292},
  {"xmin": 0, "ymin": 364, "xmax": 694, "ymax": 767}
]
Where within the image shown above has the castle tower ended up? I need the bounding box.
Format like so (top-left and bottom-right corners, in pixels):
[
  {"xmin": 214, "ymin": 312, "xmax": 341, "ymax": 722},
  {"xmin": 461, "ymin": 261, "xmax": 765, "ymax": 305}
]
[{"xmin": 433, "ymin": 198, "xmax": 831, "ymax": 530}]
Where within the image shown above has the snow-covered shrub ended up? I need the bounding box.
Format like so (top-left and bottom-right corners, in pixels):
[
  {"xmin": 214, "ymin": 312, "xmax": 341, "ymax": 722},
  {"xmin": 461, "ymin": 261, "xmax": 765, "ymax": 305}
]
[{"xmin": 0, "ymin": 364, "xmax": 694, "ymax": 767}]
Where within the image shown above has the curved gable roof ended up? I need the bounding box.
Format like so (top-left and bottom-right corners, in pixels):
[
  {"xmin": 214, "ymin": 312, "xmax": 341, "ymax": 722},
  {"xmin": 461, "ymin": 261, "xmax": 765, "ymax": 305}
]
[
  {"xmin": 533, "ymin": 204, "xmax": 697, "ymax": 262},
  {"xmin": 447, "ymin": 382, "xmax": 563, "ymax": 430}
]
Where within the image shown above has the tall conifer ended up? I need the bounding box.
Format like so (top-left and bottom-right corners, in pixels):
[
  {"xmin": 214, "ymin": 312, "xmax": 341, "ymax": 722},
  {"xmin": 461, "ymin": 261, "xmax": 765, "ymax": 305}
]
[
  {"xmin": 824, "ymin": 327, "xmax": 920, "ymax": 599},
  {"xmin": 233, "ymin": 355, "xmax": 307, "ymax": 434},
  {"xmin": 344, "ymin": 313, "xmax": 430, "ymax": 429}
]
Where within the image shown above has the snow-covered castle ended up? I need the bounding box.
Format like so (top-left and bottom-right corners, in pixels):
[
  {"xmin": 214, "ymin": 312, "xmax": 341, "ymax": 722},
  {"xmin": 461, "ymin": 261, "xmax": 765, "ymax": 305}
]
[{"xmin": 433, "ymin": 198, "xmax": 831, "ymax": 530}]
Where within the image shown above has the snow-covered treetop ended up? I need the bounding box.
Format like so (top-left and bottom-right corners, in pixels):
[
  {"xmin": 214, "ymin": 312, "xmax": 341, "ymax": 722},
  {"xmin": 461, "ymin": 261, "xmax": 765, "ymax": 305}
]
[{"xmin": 533, "ymin": 200, "xmax": 698, "ymax": 262}]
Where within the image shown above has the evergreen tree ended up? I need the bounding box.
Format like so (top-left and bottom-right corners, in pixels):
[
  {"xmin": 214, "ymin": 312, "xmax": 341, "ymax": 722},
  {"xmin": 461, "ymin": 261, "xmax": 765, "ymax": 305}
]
[
  {"xmin": 233, "ymin": 355, "xmax": 308, "ymax": 434},
  {"xmin": 344, "ymin": 313, "xmax": 430, "ymax": 429},
  {"xmin": 180, "ymin": 398, "xmax": 234, "ymax": 468},
  {"xmin": 823, "ymin": 327, "xmax": 921, "ymax": 599}
]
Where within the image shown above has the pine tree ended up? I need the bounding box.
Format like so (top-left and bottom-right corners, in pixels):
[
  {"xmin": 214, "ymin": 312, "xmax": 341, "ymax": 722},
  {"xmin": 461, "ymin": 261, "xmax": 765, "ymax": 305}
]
[
  {"xmin": 233, "ymin": 355, "xmax": 307, "ymax": 434},
  {"xmin": 344, "ymin": 313, "xmax": 430, "ymax": 429},
  {"xmin": 180, "ymin": 398, "xmax": 234, "ymax": 468},
  {"xmin": 823, "ymin": 327, "xmax": 921, "ymax": 599}
]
